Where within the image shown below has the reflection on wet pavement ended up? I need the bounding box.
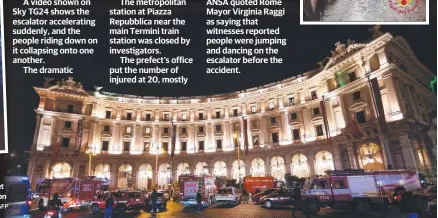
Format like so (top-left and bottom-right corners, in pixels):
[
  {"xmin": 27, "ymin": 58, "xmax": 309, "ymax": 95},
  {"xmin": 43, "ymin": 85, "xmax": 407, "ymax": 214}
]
[{"xmin": 322, "ymin": 0, "xmax": 427, "ymax": 22}]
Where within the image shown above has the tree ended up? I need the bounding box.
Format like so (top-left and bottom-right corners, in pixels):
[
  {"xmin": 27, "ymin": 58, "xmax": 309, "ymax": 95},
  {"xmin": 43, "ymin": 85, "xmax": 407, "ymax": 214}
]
[
  {"xmin": 215, "ymin": 176, "xmax": 227, "ymax": 188},
  {"xmin": 226, "ymin": 179, "xmax": 237, "ymax": 187},
  {"xmin": 284, "ymin": 173, "xmax": 299, "ymax": 187}
]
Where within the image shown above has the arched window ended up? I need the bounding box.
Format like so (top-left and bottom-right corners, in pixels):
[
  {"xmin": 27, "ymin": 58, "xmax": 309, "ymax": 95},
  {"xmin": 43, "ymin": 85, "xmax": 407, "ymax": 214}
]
[
  {"xmin": 270, "ymin": 156, "xmax": 285, "ymax": 181},
  {"xmin": 177, "ymin": 163, "xmax": 191, "ymax": 179},
  {"xmin": 94, "ymin": 164, "xmax": 110, "ymax": 179},
  {"xmin": 51, "ymin": 163, "xmax": 71, "ymax": 179},
  {"xmin": 213, "ymin": 161, "xmax": 227, "ymax": 177},
  {"xmin": 138, "ymin": 164, "xmax": 152, "ymax": 190},
  {"xmin": 358, "ymin": 143, "xmax": 384, "ymax": 170},
  {"xmin": 195, "ymin": 162, "xmax": 209, "ymax": 176},
  {"xmin": 251, "ymin": 158, "xmax": 266, "ymax": 177},
  {"xmin": 291, "ymin": 154, "xmax": 310, "ymax": 178},
  {"xmin": 232, "ymin": 160, "xmax": 245, "ymax": 181},
  {"xmin": 315, "ymin": 151, "xmax": 334, "ymax": 176},
  {"xmin": 117, "ymin": 164, "xmax": 132, "ymax": 189},
  {"xmin": 158, "ymin": 163, "xmax": 171, "ymax": 189}
]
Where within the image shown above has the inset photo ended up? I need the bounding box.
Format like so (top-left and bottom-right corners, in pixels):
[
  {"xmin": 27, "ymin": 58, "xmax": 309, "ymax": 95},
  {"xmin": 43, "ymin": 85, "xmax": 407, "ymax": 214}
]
[{"xmin": 301, "ymin": 0, "xmax": 429, "ymax": 25}]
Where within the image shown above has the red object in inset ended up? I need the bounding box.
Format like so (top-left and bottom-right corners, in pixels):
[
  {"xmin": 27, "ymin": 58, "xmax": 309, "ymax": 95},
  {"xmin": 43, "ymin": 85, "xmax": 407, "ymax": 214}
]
[{"xmin": 401, "ymin": 0, "xmax": 407, "ymax": 5}]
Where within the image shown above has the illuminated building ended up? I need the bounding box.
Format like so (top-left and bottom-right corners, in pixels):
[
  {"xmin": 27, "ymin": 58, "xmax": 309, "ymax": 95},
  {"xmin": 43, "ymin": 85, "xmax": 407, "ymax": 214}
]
[{"xmin": 27, "ymin": 32, "xmax": 437, "ymax": 189}]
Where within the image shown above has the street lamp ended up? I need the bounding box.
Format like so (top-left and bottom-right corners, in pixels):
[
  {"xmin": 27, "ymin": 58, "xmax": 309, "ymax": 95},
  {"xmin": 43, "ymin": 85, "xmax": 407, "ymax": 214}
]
[
  {"xmin": 86, "ymin": 147, "xmax": 97, "ymax": 176},
  {"xmin": 232, "ymin": 132, "xmax": 242, "ymax": 187},
  {"xmin": 154, "ymin": 140, "xmax": 163, "ymax": 189}
]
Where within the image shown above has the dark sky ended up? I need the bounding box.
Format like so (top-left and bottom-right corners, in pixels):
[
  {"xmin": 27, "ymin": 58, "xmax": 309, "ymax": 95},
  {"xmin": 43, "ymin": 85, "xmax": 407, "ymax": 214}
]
[{"xmin": 2, "ymin": 1, "xmax": 437, "ymax": 167}]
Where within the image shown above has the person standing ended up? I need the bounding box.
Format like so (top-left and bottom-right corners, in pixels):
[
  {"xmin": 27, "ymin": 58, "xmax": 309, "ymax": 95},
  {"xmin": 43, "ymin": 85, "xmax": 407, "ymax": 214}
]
[
  {"xmin": 150, "ymin": 189, "xmax": 159, "ymax": 213},
  {"xmin": 292, "ymin": 185, "xmax": 311, "ymax": 218},
  {"xmin": 400, "ymin": 190, "xmax": 428, "ymax": 218},
  {"xmin": 196, "ymin": 190, "xmax": 203, "ymax": 213},
  {"xmin": 104, "ymin": 194, "xmax": 114, "ymax": 218}
]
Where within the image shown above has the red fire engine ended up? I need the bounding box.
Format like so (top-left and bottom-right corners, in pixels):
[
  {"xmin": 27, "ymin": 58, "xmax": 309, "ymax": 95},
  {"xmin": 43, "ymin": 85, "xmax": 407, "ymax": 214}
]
[
  {"xmin": 176, "ymin": 174, "xmax": 217, "ymax": 208},
  {"xmin": 36, "ymin": 177, "xmax": 108, "ymax": 210},
  {"xmin": 243, "ymin": 176, "xmax": 274, "ymax": 194},
  {"xmin": 303, "ymin": 169, "xmax": 421, "ymax": 215}
]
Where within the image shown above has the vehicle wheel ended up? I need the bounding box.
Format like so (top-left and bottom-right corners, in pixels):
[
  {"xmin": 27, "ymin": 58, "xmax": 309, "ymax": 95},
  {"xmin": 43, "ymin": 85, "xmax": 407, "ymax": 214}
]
[
  {"xmin": 303, "ymin": 199, "xmax": 320, "ymax": 215},
  {"xmin": 38, "ymin": 199, "xmax": 45, "ymax": 210},
  {"xmin": 355, "ymin": 199, "xmax": 372, "ymax": 215},
  {"xmin": 117, "ymin": 204, "xmax": 126, "ymax": 214},
  {"xmin": 91, "ymin": 204, "xmax": 99, "ymax": 214},
  {"xmin": 265, "ymin": 200, "xmax": 272, "ymax": 209}
]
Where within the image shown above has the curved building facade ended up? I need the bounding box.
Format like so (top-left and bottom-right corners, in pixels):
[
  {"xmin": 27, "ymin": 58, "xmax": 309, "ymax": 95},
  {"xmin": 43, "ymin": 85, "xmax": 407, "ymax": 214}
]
[{"xmin": 27, "ymin": 32, "xmax": 437, "ymax": 189}]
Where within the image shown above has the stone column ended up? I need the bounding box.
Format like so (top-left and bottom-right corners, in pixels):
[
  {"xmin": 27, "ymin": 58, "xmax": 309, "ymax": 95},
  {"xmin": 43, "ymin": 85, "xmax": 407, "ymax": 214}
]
[
  {"xmin": 308, "ymin": 159, "xmax": 316, "ymax": 177},
  {"xmin": 110, "ymin": 164, "xmax": 117, "ymax": 189},
  {"xmin": 428, "ymin": 131, "xmax": 437, "ymax": 157},
  {"xmin": 399, "ymin": 135, "xmax": 418, "ymax": 171},
  {"xmin": 259, "ymin": 116, "xmax": 266, "ymax": 146},
  {"xmin": 346, "ymin": 144, "xmax": 357, "ymax": 169},
  {"xmin": 43, "ymin": 160, "xmax": 51, "ymax": 178},
  {"xmin": 281, "ymin": 111, "xmax": 291, "ymax": 143},
  {"xmin": 132, "ymin": 163, "xmax": 138, "ymax": 189},
  {"xmin": 38, "ymin": 97, "xmax": 46, "ymax": 110},
  {"xmin": 285, "ymin": 155, "xmax": 292, "ymax": 174},
  {"xmin": 32, "ymin": 115, "xmax": 43, "ymax": 150},
  {"xmin": 382, "ymin": 75, "xmax": 403, "ymax": 117},
  {"xmin": 265, "ymin": 156, "xmax": 271, "ymax": 176}
]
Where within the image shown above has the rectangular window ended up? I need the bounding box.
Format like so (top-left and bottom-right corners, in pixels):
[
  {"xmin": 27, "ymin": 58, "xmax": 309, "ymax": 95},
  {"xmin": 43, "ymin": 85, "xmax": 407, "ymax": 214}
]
[
  {"xmin": 311, "ymin": 91, "xmax": 317, "ymax": 100},
  {"xmin": 349, "ymin": 72, "xmax": 357, "ymax": 82},
  {"xmin": 216, "ymin": 139, "xmax": 222, "ymax": 149},
  {"xmin": 144, "ymin": 142, "xmax": 150, "ymax": 151},
  {"xmin": 313, "ymin": 107, "xmax": 320, "ymax": 115},
  {"xmin": 123, "ymin": 141, "xmax": 130, "ymax": 151},
  {"xmin": 67, "ymin": 105, "xmax": 74, "ymax": 113},
  {"xmin": 316, "ymin": 125, "xmax": 324, "ymax": 136},
  {"xmin": 164, "ymin": 114, "xmax": 170, "ymax": 121},
  {"xmin": 145, "ymin": 127, "xmax": 151, "ymax": 134},
  {"xmin": 215, "ymin": 125, "xmax": 221, "ymax": 132},
  {"xmin": 233, "ymin": 109, "xmax": 238, "ymax": 116},
  {"xmin": 126, "ymin": 126, "xmax": 132, "ymax": 134},
  {"xmin": 289, "ymin": 97, "xmax": 295, "ymax": 106},
  {"xmin": 181, "ymin": 142, "xmax": 187, "ymax": 152},
  {"xmin": 269, "ymin": 102, "xmax": 274, "ymax": 110},
  {"xmin": 252, "ymin": 135, "xmax": 259, "ymax": 145},
  {"xmin": 102, "ymin": 141, "xmax": 109, "ymax": 151},
  {"xmin": 293, "ymin": 129, "xmax": 300, "ymax": 140},
  {"xmin": 352, "ymin": 91, "xmax": 361, "ymax": 100},
  {"xmin": 64, "ymin": 121, "xmax": 72, "ymax": 129},
  {"xmin": 182, "ymin": 127, "xmax": 187, "ymax": 134},
  {"xmin": 164, "ymin": 128, "xmax": 169, "ymax": 134},
  {"xmin": 199, "ymin": 113, "xmax": 204, "ymax": 120},
  {"xmin": 182, "ymin": 113, "xmax": 187, "ymax": 120},
  {"xmin": 199, "ymin": 141, "xmax": 204, "ymax": 151},
  {"xmin": 103, "ymin": 125, "xmax": 110, "ymax": 132},
  {"xmin": 251, "ymin": 106, "xmax": 256, "ymax": 113},
  {"xmin": 291, "ymin": 113, "xmax": 297, "ymax": 120},
  {"xmin": 199, "ymin": 127, "xmax": 204, "ymax": 133},
  {"xmin": 61, "ymin": 137, "xmax": 70, "ymax": 148},
  {"xmin": 272, "ymin": 132, "xmax": 279, "ymax": 143},
  {"xmin": 162, "ymin": 142, "xmax": 168, "ymax": 151},
  {"xmin": 126, "ymin": 112, "xmax": 132, "ymax": 120},
  {"xmin": 270, "ymin": 117, "xmax": 276, "ymax": 124},
  {"xmin": 356, "ymin": 111, "xmax": 366, "ymax": 124},
  {"xmin": 216, "ymin": 111, "xmax": 221, "ymax": 118},
  {"xmin": 145, "ymin": 114, "xmax": 151, "ymax": 121},
  {"xmin": 106, "ymin": 111, "xmax": 112, "ymax": 119}
]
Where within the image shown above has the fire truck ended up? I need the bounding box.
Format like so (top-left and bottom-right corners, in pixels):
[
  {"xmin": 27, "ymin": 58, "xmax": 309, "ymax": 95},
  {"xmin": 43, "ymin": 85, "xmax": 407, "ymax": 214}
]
[
  {"xmin": 243, "ymin": 176, "xmax": 274, "ymax": 194},
  {"xmin": 303, "ymin": 169, "xmax": 421, "ymax": 215},
  {"xmin": 36, "ymin": 177, "xmax": 108, "ymax": 210},
  {"xmin": 176, "ymin": 174, "xmax": 217, "ymax": 208}
]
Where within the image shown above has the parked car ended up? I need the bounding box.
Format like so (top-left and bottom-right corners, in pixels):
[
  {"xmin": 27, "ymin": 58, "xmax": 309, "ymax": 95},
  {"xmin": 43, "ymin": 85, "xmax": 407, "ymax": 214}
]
[
  {"xmin": 259, "ymin": 189, "xmax": 293, "ymax": 209},
  {"xmin": 252, "ymin": 188, "xmax": 279, "ymax": 204},
  {"xmin": 90, "ymin": 191, "xmax": 145, "ymax": 214},
  {"xmin": 215, "ymin": 187, "xmax": 241, "ymax": 205},
  {"xmin": 144, "ymin": 192, "xmax": 167, "ymax": 211}
]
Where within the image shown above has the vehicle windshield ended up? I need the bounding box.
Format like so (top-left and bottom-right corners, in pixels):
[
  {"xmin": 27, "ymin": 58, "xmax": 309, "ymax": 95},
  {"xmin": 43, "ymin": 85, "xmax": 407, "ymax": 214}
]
[
  {"xmin": 157, "ymin": 193, "xmax": 164, "ymax": 197},
  {"xmin": 129, "ymin": 192, "xmax": 141, "ymax": 197},
  {"xmin": 260, "ymin": 189, "xmax": 277, "ymax": 195},
  {"xmin": 7, "ymin": 184, "xmax": 29, "ymax": 203},
  {"xmin": 218, "ymin": 189, "xmax": 232, "ymax": 194}
]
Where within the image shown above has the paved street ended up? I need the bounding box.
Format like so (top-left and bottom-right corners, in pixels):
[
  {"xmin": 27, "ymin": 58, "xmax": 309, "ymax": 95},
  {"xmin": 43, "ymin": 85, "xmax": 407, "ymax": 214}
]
[
  {"xmin": 29, "ymin": 201, "xmax": 429, "ymax": 218},
  {"xmin": 322, "ymin": 0, "xmax": 427, "ymax": 22}
]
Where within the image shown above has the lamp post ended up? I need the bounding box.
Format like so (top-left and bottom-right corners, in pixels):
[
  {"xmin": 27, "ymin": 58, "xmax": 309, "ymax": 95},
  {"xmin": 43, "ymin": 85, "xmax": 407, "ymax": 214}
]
[
  {"xmin": 86, "ymin": 148, "xmax": 97, "ymax": 176},
  {"xmin": 154, "ymin": 140, "xmax": 160, "ymax": 189},
  {"xmin": 232, "ymin": 132, "xmax": 241, "ymax": 188}
]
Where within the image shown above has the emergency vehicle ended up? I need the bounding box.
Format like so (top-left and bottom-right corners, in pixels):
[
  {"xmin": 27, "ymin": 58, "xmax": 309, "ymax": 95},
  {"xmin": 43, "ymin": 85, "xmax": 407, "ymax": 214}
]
[
  {"xmin": 36, "ymin": 177, "xmax": 108, "ymax": 210},
  {"xmin": 303, "ymin": 169, "xmax": 421, "ymax": 215},
  {"xmin": 243, "ymin": 176, "xmax": 274, "ymax": 194},
  {"xmin": 176, "ymin": 174, "xmax": 217, "ymax": 208}
]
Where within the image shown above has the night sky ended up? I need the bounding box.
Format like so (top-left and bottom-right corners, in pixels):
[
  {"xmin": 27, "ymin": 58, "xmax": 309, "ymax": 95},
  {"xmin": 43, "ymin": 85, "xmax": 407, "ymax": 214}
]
[{"xmin": 1, "ymin": 1, "xmax": 437, "ymax": 169}]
